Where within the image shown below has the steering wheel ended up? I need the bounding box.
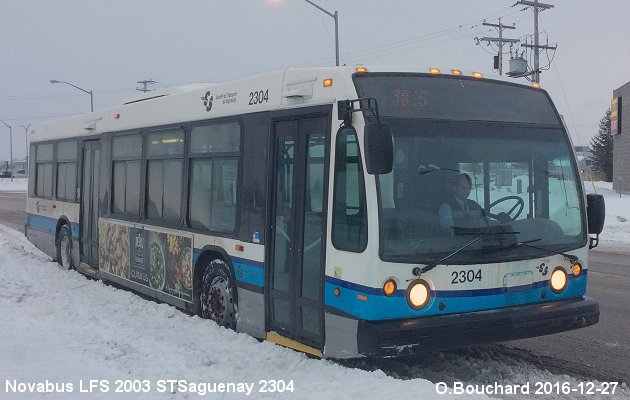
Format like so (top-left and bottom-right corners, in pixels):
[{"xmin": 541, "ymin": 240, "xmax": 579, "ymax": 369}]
[{"xmin": 488, "ymin": 195, "xmax": 525, "ymax": 221}]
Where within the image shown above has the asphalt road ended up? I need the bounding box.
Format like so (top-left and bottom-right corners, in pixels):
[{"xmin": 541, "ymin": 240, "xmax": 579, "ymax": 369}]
[
  {"xmin": 1, "ymin": 191, "xmax": 628, "ymax": 384},
  {"xmin": 499, "ymin": 246, "xmax": 630, "ymax": 384},
  {"xmin": 0, "ymin": 191, "xmax": 26, "ymax": 233}
]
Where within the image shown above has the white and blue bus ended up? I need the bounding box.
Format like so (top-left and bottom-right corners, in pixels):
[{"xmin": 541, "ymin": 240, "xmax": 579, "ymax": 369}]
[{"xmin": 26, "ymin": 66, "xmax": 605, "ymax": 358}]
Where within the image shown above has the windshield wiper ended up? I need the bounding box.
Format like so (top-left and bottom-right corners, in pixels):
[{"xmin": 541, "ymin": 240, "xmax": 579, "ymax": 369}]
[
  {"xmin": 482, "ymin": 238, "xmax": 579, "ymax": 263},
  {"xmin": 417, "ymin": 230, "xmax": 517, "ymax": 275},
  {"xmin": 513, "ymin": 240, "xmax": 579, "ymax": 263},
  {"xmin": 480, "ymin": 238, "xmax": 540, "ymax": 256},
  {"xmin": 417, "ymin": 164, "xmax": 460, "ymax": 176}
]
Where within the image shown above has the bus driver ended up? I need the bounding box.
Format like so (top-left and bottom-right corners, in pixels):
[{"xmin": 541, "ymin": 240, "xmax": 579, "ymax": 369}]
[{"xmin": 438, "ymin": 173, "xmax": 485, "ymax": 231}]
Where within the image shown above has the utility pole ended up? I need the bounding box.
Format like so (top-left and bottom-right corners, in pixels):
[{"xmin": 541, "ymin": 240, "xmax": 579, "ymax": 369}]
[
  {"xmin": 20, "ymin": 124, "xmax": 31, "ymax": 174},
  {"xmin": 478, "ymin": 18, "xmax": 518, "ymax": 75},
  {"xmin": 136, "ymin": 79, "xmax": 157, "ymax": 93},
  {"xmin": 516, "ymin": 0, "xmax": 556, "ymax": 83},
  {"xmin": 0, "ymin": 119, "xmax": 13, "ymax": 182}
]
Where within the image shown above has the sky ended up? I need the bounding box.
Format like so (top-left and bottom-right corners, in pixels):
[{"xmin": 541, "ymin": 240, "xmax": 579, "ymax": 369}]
[{"xmin": 2, "ymin": 0, "xmax": 629, "ymax": 162}]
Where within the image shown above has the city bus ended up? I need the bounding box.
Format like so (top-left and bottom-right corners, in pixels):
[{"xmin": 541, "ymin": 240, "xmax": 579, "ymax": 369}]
[{"xmin": 26, "ymin": 66, "xmax": 605, "ymax": 358}]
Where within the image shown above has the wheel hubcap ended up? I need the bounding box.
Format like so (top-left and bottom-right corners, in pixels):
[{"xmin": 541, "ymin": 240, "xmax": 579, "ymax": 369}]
[{"xmin": 206, "ymin": 279, "xmax": 229, "ymax": 323}]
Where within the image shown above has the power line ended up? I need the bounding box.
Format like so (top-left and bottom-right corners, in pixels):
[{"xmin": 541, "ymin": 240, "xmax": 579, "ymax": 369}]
[
  {"xmin": 516, "ymin": 0, "xmax": 557, "ymax": 83},
  {"xmin": 1, "ymin": 112, "xmax": 82, "ymax": 123},
  {"xmin": 0, "ymin": 87, "xmax": 136, "ymax": 102},
  {"xmin": 476, "ymin": 18, "xmax": 519, "ymax": 75},
  {"xmin": 287, "ymin": 5, "xmax": 520, "ymax": 68}
]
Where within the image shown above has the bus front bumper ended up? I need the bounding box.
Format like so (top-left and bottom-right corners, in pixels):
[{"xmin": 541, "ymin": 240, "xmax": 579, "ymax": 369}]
[{"xmin": 356, "ymin": 297, "xmax": 599, "ymax": 357}]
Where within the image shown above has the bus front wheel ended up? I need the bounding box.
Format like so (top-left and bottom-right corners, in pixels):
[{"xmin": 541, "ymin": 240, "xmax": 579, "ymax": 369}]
[
  {"xmin": 200, "ymin": 259, "xmax": 237, "ymax": 330},
  {"xmin": 56, "ymin": 225, "xmax": 74, "ymax": 270}
]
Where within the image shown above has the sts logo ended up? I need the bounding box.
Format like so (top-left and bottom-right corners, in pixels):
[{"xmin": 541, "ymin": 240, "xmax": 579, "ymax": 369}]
[
  {"xmin": 201, "ymin": 91, "xmax": 213, "ymax": 112},
  {"xmin": 538, "ymin": 262, "xmax": 549, "ymax": 276}
]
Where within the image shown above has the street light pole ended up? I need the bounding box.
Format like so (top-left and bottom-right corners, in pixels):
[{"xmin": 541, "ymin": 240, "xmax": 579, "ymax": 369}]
[
  {"xmin": 303, "ymin": 0, "xmax": 339, "ymax": 66},
  {"xmin": 20, "ymin": 124, "xmax": 31, "ymax": 175},
  {"xmin": 0, "ymin": 119, "xmax": 14, "ymax": 182},
  {"xmin": 50, "ymin": 79, "xmax": 94, "ymax": 112}
]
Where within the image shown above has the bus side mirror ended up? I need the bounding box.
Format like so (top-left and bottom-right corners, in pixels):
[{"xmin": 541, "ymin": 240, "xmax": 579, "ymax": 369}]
[
  {"xmin": 587, "ymin": 194, "xmax": 605, "ymax": 234},
  {"xmin": 587, "ymin": 193, "xmax": 605, "ymax": 249},
  {"xmin": 364, "ymin": 122, "xmax": 393, "ymax": 175}
]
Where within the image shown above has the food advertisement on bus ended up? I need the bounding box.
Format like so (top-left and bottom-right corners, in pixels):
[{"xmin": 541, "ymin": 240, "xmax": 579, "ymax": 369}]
[
  {"xmin": 99, "ymin": 221, "xmax": 193, "ymax": 302},
  {"xmin": 99, "ymin": 221, "xmax": 131, "ymax": 279}
]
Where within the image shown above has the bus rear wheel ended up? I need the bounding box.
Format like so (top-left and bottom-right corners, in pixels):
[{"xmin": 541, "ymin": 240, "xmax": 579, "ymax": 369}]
[
  {"xmin": 200, "ymin": 259, "xmax": 237, "ymax": 329},
  {"xmin": 56, "ymin": 225, "xmax": 74, "ymax": 270}
]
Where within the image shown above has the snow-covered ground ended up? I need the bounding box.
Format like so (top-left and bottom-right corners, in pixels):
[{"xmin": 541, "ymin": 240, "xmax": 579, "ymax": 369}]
[
  {"xmin": 584, "ymin": 180, "xmax": 630, "ymax": 245},
  {"xmin": 0, "ymin": 180, "xmax": 628, "ymax": 399},
  {"xmin": 0, "ymin": 224, "xmax": 488, "ymax": 400},
  {"xmin": 0, "ymin": 177, "xmax": 28, "ymax": 192}
]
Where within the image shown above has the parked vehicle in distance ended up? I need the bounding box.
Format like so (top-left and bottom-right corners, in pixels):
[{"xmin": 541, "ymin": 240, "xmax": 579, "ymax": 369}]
[{"xmin": 0, "ymin": 171, "xmax": 11, "ymax": 178}]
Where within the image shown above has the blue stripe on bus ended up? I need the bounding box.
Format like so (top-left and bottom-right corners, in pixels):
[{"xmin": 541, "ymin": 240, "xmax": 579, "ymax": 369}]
[
  {"xmin": 26, "ymin": 213, "xmax": 80, "ymax": 239},
  {"xmin": 192, "ymin": 249, "xmax": 265, "ymax": 287},
  {"xmin": 324, "ymin": 272, "xmax": 588, "ymax": 321},
  {"xmin": 232, "ymin": 256, "xmax": 264, "ymax": 287}
]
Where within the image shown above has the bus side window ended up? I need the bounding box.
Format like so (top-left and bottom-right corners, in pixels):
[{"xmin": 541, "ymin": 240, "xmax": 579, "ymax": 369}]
[
  {"xmin": 332, "ymin": 128, "xmax": 368, "ymax": 252},
  {"xmin": 188, "ymin": 121, "xmax": 240, "ymax": 233},
  {"xmin": 111, "ymin": 134, "xmax": 142, "ymax": 216},
  {"xmin": 56, "ymin": 141, "xmax": 78, "ymax": 202},
  {"xmin": 35, "ymin": 143, "xmax": 53, "ymax": 198}
]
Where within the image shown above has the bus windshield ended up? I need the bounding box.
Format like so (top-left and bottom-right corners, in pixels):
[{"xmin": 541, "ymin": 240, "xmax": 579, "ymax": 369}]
[{"xmin": 355, "ymin": 75, "xmax": 585, "ymax": 264}]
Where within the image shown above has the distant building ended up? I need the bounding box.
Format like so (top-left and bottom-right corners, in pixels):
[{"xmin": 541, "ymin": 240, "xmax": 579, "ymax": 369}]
[{"xmin": 613, "ymin": 82, "xmax": 630, "ymax": 192}]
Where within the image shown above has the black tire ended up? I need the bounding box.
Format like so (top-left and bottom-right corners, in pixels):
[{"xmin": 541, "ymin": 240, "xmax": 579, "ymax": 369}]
[
  {"xmin": 200, "ymin": 259, "xmax": 237, "ymax": 329},
  {"xmin": 56, "ymin": 225, "xmax": 74, "ymax": 270}
]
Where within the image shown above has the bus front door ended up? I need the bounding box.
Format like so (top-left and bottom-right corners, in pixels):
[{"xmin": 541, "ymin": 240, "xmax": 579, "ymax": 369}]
[
  {"xmin": 268, "ymin": 113, "xmax": 329, "ymax": 355},
  {"xmin": 80, "ymin": 140, "xmax": 100, "ymax": 268}
]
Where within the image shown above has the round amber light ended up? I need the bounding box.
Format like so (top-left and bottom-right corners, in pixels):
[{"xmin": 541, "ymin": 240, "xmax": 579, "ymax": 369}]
[
  {"xmin": 407, "ymin": 280, "xmax": 430, "ymax": 309},
  {"xmin": 383, "ymin": 279, "xmax": 397, "ymax": 296},
  {"xmin": 572, "ymin": 263, "xmax": 582, "ymax": 277},
  {"xmin": 550, "ymin": 267, "xmax": 568, "ymax": 294}
]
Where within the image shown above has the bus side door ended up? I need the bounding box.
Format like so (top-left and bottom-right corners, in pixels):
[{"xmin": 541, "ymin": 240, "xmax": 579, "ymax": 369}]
[
  {"xmin": 80, "ymin": 140, "xmax": 100, "ymax": 267},
  {"xmin": 267, "ymin": 108, "xmax": 331, "ymax": 353}
]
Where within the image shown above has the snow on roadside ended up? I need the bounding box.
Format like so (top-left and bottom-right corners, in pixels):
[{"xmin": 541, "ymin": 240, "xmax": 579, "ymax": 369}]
[
  {"xmin": 0, "ymin": 177, "xmax": 28, "ymax": 192},
  {"xmin": 584, "ymin": 180, "xmax": 630, "ymax": 244},
  {"xmin": 0, "ymin": 224, "xmax": 489, "ymax": 400}
]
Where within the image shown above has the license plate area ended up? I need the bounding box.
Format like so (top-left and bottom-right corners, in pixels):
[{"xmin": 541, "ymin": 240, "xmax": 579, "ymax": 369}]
[{"xmin": 503, "ymin": 271, "xmax": 534, "ymax": 293}]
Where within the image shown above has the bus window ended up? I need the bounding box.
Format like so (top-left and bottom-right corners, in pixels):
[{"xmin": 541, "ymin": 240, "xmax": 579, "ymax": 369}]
[
  {"xmin": 332, "ymin": 128, "xmax": 367, "ymax": 252},
  {"xmin": 188, "ymin": 121, "xmax": 241, "ymax": 233},
  {"xmin": 112, "ymin": 134, "xmax": 142, "ymax": 215},
  {"xmin": 56, "ymin": 141, "xmax": 78, "ymax": 201},
  {"xmin": 35, "ymin": 143, "xmax": 53, "ymax": 198},
  {"xmin": 548, "ymin": 156, "xmax": 582, "ymax": 236},
  {"xmin": 146, "ymin": 128, "xmax": 185, "ymax": 222}
]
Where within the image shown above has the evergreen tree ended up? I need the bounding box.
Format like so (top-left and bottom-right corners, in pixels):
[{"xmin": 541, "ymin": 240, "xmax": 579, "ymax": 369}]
[{"xmin": 589, "ymin": 109, "xmax": 613, "ymax": 182}]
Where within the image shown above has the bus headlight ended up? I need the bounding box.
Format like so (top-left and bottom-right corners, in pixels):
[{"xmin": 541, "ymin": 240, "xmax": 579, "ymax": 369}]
[
  {"xmin": 406, "ymin": 280, "xmax": 430, "ymax": 310},
  {"xmin": 550, "ymin": 267, "xmax": 568, "ymax": 294}
]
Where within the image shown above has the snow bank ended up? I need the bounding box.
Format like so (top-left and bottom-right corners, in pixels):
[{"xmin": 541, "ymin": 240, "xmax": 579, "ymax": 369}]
[
  {"xmin": 584, "ymin": 180, "xmax": 630, "ymax": 244},
  {"xmin": 0, "ymin": 224, "xmax": 489, "ymax": 400},
  {"xmin": 0, "ymin": 177, "xmax": 28, "ymax": 192}
]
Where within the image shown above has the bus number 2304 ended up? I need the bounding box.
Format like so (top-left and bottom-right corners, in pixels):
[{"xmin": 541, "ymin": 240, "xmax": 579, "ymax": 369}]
[
  {"xmin": 249, "ymin": 89, "xmax": 269, "ymax": 105},
  {"xmin": 451, "ymin": 269, "xmax": 482, "ymax": 284}
]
